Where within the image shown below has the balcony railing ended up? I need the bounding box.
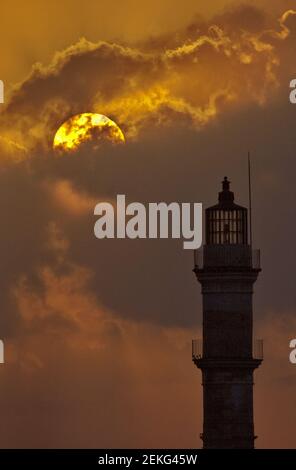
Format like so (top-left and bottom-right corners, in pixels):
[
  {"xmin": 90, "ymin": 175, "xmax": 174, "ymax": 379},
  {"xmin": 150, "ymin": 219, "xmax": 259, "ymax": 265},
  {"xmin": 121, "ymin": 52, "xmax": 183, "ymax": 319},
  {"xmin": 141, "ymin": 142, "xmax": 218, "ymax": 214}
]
[
  {"xmin": 253, "ymin": 339, "xmax": 263, "ymax": 360},
  {"xmin": 194, "ymin": 246, "xmax": 260, "ymax": 270},
  {"xmin": 192, "ymin": 338, "xmax": 203, "ymax": 359},
  {"xmin": 192, "ymin": 338, "xmax": 263, "ymax": 360}
]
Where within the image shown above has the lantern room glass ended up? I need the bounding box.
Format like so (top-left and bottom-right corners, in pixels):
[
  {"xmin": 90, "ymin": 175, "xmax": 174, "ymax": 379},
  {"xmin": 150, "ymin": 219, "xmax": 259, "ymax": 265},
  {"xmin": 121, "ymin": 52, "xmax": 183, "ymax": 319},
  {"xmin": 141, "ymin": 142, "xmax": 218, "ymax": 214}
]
[{"xmin": 206, "ymin": 207, "xmax": 248, "ymax": 245}]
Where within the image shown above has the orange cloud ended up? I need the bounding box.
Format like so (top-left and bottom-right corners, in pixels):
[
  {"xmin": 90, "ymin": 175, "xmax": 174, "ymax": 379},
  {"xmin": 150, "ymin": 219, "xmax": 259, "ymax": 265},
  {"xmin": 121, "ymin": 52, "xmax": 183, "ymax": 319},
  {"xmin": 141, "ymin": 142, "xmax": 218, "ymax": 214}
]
[
  {"xmin": 0, "ymin": 6, "xmax": 295, "ymax": 160},
  {"xmin": 255, "ymin": 313, "xmax": 296, "ymax": 448},
  {"xmin": 47, "ymin": 179, "xmax": 98, "ymax": 216},
  {"xmin": 6, "ymin": 239, "xmax": 296, "ymax": 447},
  {"xmin": 0, "ymin": 223, "xmax": 201, "ymax": 447}
]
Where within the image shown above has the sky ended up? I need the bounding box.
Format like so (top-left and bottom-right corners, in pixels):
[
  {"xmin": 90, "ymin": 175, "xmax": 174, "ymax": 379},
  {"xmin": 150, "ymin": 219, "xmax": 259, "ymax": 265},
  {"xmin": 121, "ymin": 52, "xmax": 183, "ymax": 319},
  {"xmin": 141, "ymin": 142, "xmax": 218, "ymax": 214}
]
[{"xmin": 0, "ymin": 0, "xmax": 295, "ymax": 448}]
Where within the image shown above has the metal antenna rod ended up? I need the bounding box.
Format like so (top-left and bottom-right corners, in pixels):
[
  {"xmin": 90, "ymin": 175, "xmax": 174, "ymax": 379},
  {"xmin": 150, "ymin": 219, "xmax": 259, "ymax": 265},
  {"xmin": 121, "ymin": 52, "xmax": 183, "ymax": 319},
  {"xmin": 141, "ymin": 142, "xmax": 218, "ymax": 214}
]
[{"xmin": 248, "ymin": 151, "xmax": 253, "ymax": 248}]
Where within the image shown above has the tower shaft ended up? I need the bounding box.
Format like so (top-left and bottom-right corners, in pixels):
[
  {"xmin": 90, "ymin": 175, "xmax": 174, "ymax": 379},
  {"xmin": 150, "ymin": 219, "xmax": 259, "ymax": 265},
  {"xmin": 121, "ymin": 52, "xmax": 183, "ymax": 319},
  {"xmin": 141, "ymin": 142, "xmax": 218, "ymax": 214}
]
[{"xmin": 193, "ymin": 178, "xmax": 262, "ymax": 449}]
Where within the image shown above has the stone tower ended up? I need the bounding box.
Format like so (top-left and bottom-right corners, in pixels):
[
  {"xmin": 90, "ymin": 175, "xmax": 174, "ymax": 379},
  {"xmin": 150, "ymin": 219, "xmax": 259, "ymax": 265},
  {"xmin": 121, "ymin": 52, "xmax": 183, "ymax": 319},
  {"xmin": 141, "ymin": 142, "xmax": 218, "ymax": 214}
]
[{"xmin": 192, "ymin": 177, "xmax": 263, "ymax": 449}]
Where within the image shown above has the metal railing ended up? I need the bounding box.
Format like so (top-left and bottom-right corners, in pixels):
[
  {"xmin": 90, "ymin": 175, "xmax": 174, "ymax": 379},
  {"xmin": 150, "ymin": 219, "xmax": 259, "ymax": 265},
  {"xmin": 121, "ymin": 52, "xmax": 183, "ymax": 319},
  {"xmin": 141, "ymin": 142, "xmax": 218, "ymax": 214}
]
[
  {"xmin": 192, "ymin": 338, "xmax": 263, "ymax": 360},
  {"xmin": 252, "ymin": 249, "xmax": 261, "ymax": 270},
  {"xmin": 194, "ymin": 249, "xmax": 203, "ymax": 269},
  {"xmin": 194, "ymin": 247, "xmax": 260, "ymax": 270},
  {"xmin": 192, "ymin": 338, "xmax": 203, "ymax": 359},
  {"xmin": 253, "ymin": 339, "xmax": 264, "ymax": 360}
]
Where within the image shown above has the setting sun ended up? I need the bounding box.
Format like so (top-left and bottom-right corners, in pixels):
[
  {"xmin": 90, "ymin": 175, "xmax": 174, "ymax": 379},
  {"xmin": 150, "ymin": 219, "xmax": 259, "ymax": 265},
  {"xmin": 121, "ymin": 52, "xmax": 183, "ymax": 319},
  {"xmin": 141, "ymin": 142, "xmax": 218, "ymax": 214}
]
[{"xmin": 53, "ymin": 113, "xmax": 125, "ymax": 153}]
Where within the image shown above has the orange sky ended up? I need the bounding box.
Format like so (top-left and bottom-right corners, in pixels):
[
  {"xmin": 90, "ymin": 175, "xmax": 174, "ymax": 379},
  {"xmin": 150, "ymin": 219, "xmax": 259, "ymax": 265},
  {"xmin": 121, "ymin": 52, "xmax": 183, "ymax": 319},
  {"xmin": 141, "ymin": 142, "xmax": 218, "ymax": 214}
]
[
  {"xmin": 0, "ymin": 0, "xmax": 295, "ymax": 449},
  {"xmin": 0, "ymin": 0, "xmax": 295, "ymax": 88}
]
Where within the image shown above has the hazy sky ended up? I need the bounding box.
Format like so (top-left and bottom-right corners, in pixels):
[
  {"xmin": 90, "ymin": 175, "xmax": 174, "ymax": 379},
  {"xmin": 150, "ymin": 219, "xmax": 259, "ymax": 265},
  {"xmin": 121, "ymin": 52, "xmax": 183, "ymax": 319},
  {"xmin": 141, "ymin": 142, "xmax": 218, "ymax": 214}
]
[{"xmin": 0, "ymin": 0, "xmax": 295, "ymax": 448}]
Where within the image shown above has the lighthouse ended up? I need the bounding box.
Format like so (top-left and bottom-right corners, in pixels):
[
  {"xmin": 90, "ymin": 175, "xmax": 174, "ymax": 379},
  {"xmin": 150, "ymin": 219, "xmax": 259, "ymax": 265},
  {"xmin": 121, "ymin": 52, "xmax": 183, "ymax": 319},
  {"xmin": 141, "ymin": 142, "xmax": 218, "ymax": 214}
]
[{"xmin": 192, "ymin": 177, "xmax": 263, "ymax": 449}]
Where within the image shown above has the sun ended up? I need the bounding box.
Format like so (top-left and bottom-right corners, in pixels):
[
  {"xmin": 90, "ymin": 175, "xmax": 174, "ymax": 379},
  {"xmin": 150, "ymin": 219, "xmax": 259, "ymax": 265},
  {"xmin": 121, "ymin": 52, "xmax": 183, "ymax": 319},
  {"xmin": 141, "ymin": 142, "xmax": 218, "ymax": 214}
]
[{"xmin": 53, "ymin": 113, "xmax": 125, "ymax": 153}]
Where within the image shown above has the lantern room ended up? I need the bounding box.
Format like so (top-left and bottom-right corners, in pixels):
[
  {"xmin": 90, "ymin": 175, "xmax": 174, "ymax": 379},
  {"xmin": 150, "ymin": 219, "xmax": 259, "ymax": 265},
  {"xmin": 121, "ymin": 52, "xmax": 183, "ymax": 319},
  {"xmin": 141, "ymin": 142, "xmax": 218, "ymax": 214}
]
[{"xmin": 205, "ymin": 177, "xmax": 248, "ymax": 245}]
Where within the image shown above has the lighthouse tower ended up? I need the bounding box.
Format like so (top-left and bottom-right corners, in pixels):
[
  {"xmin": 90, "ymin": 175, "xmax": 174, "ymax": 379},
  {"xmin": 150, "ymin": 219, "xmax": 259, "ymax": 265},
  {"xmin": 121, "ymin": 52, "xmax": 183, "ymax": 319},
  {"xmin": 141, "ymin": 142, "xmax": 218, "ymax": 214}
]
[{"xmin": 192, "ymin": 177, "xmax": 263, "ymax": 449}]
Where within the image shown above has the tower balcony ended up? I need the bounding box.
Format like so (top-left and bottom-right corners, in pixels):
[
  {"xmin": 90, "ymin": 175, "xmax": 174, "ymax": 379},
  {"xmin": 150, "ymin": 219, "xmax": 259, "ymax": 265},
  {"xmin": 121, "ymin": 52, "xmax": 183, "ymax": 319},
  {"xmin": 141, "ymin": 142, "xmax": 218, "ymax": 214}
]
[
  {"xmin": 192, "ymin": 338, "xmax": 263, "ymax": 361},
  {"xmin": 194, "ymin": 246, "xmax": 261, "ymax": 271}
]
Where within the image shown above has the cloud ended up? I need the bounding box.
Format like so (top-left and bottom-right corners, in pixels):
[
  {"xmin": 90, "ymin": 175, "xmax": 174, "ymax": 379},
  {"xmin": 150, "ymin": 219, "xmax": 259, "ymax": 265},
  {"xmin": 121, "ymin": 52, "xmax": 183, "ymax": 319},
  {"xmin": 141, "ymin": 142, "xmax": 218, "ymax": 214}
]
[
  {"xmin": 255, "ymin": 313, "xmax": 296, "ymax": 448},
  {"xmin": 0, "ymin": 225, "xmax": 200, "ymax": 447},
  {"xmin": 0, "ymin": 3, "xmax": 295, "ymax": 448},
  {"xmin": 2, "ymin": 239, "xmax": 296, "ymax": 448},
  {"xmin": 0, "ymin": 135, "xmax": 28, "ymax": 163},
  {"xmin": 46, "ymin": 179, "xmax": 98, "ymax": 216},
  {"xmin": 0, "ymin": 6, "xmax": 295, "ymax": 158}
]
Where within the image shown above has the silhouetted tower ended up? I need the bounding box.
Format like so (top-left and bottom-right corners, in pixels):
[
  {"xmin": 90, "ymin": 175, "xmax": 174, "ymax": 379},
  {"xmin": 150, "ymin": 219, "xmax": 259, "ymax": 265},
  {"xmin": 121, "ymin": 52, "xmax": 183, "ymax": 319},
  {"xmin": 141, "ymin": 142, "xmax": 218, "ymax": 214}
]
[{"xmin": 192, "ymin": 177, "xmax": 263, "ymax": 449}]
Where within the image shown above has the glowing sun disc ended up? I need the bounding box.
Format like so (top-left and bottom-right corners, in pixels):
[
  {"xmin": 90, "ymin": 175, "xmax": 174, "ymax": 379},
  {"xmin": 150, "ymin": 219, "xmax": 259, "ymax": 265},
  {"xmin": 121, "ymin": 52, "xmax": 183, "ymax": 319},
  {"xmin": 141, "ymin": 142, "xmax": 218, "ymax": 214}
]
[{"xmin": 53, "ymin": 113, "xmax": 125, "ymax": 153}]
